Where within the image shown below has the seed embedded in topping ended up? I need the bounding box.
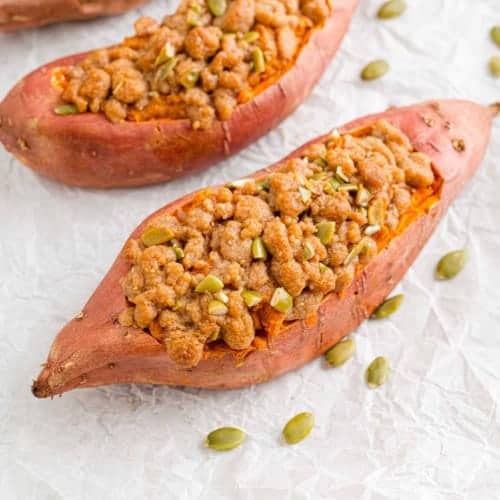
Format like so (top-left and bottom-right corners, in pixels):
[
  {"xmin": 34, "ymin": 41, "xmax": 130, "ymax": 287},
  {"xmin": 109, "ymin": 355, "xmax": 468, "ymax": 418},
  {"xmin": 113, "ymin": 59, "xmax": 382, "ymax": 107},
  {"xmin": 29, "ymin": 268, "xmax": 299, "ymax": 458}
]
[
  {"xmin": 270, "ymin": 287, "xmax": 293, "ymax": 313},
  {"xmin": 317, "ymin": 221, "xmax": 336, "ymax": 245},
  {"xmin": 243, "ymin": 31, "xmax": 260, "ymax": 43},
  {"xmin": 368, "ymin": 198, "xmax": 386, "ymax": 226},
  {"xmin": 207, "ymin": 0, "xmax": 227, "ymax": 17},
  {"xmin": 141, "ymin": 227, "xmax": 174, "ymax": 246},
  {"xmin": 252, "ymin": 237, "xmax": 268, "ymax": 260},
  {"xmin": 337, "ymin": 183, "xmax": 358, "ymax": 192},
  {"xmin": 356, "ymin": 186, "xmax": 371, "ymax": 207},
  {"xmin": 215, "ymin": 290, "xmax": 229, "ymax": 303},
  {"xmin": 252, "ymin": 48, "xmax": 266, "ymax": 73},
  {"xmin": 208, "ymin": 299, "xmax": 229, "ymax": 316},
  {"xmin": 172, "ymin": 245, "xmax": 184, "ymax": 260},
  {"xmin": 179, "ymin": 71, "xmax": 200, "ymax": 89},
  {"xmin": 155, "ymin": 42, "xmax": 176, "ymax": 67},
  {"xmin": 241, "ymin": 290, "xmax": 263, "ymax": 308},
  {"xmin": 195, "ymin": 274, "xmax": 224, "ymax": 293},
  {"xmin": 186, "ymin": 4, "xmax": 202, "ymax": 26},
  {"xmin": 303, "ymin": 241, "xmax": 315, "ymax": 260},
  {"xmin": 54, "ymin": 104, "xmax": 78, "ymax": 116},
  {"xmin": 299, "ymin": 186, "xmax": 312, "ymax": 203},
  {"xmin": 344, "ymin": 238, "xmax": 369, "ymax": 266},
  {"xmin": 335, "ymin": 166, "xmax": 349, "ymax": 183}
]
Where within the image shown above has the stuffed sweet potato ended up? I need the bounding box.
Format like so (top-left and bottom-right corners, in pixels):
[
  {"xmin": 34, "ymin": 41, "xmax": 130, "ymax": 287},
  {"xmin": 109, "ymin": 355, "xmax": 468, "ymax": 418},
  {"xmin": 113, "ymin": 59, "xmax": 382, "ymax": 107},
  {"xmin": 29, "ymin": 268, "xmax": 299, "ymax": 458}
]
[
  {"xmin": 0, "ymin": 0, "xmax": 149, "ymax": 32},
  {"xmin": 0, "ymin": 0, "xmax": 358, "ymax": 188},
  {"xmin": 32, "ymin": 99, "xmax": 498, "ymax": 398}
]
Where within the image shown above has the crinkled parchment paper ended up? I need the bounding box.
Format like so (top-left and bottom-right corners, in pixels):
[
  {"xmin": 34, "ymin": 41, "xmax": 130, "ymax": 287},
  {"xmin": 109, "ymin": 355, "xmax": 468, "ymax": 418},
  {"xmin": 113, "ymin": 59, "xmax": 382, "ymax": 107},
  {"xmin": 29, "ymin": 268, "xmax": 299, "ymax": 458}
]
[{"xmin": 0, "ymin": 0, "xmax": 499, "ymax": 498}]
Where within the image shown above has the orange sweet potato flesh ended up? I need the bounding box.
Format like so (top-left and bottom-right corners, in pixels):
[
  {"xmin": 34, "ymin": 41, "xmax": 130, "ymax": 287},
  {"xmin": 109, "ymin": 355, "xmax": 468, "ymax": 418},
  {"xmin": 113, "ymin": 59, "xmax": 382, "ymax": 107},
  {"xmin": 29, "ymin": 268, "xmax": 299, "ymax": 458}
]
[
  {"xmin": 0, "ymin": 0, "xmax": 149, "ymax": 32},
  {"xmin": 0, "ymin": 0, "xmax": 359, "ymax": 188},
  {"xmin": 32, "ymin": 99, "xmax": 498, "ymax": 398}
]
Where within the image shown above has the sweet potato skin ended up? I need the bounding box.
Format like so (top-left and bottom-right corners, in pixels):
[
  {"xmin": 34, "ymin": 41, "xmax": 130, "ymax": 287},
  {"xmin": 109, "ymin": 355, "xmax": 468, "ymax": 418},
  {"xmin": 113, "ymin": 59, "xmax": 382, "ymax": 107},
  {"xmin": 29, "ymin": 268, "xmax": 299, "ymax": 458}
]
[
  {"xmin": 32, "ymin": 100, "xmax": 497, "ymax": 398},
  {"xmin": 0, "ymin": 0, "xmax": 359, "ymax": 188},
  {"xmin": 0, "ymin": 0, "xmax": 148, "ymax": 32}
]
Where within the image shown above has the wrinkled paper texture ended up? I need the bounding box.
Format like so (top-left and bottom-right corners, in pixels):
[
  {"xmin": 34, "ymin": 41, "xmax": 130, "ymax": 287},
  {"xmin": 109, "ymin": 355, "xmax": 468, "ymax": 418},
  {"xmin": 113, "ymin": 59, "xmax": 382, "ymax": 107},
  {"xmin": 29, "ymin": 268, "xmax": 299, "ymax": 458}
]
[{"xmin": 0, "ymin": 0, "xmax": 499, "ymax": 498}]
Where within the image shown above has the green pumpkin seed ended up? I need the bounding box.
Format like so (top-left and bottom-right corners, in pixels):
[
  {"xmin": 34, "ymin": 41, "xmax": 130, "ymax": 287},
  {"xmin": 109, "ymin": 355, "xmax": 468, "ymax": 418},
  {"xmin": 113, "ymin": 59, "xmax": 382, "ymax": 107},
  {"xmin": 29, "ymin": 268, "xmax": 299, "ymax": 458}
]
[
  {"xmin": 252, "ymin": 237, "xmax": 268, "ymax": 260},
  {"xmin": 317, "ymin": 221, "xmax": 336, "ymax": 245},
  {"xmin": 179, "ymin": 70, "xmax": 200, "ymax": 89},
  {"xmin": 195, "ymin": 274, "xmax": 224, "ymax": 293},
  {"xmin": 54, "ymin": 104, "xmax": 78, "ymax": 116},
  {"xmin": 207, "ymin": 0, "xmax": 227, "ymax": 16},
  {"xmin": 371, "ymin": 294, "xmax": 404, "ymax": 319},
  {"xmin": 361, "ymin": 60, "xmax": 390, "ymax": 81},
  {"xmin": 282, "ymin": 412, "xmax": 314, "ymax": 445},
  {"xmin": 270, "ymin": 287, "xmax": 293, "ymax": 314},
  {"xmin": 205, "ymin": 427, "xmax": 246, "ymax": 451},
  {"xmin": 252, "ymin": 48, "xmax": 266, "ymax": 73},
  {"xmin": 303, "ymin": 241, "xmax": 315, "ymax": 260},
  {"xmin": 435, "ymin": 249, "xmax": 468, "ymax": 280},
  {"xmin": 491, "ymin": 26, "xmax": 500, "ymax": 47},
  {"xmin": 325, "ymin": 338, "xmax": 356, "ymax": 367},
  {"xmin": 208, "ymin": 299, "xmax": 228, "ymax": 316},
  {"xmin": 241, "ymin": 289, "xmax": 262, "ymax": 307},
  {"xmin": 243, "ymin": 31, "xmax": 260, "ymax": 43},
  {"xmin": 172, "ymin": 245, "xmax": 184, "ymax": 260},
  {"xmin": 365, "ymin": 356, "xmax": 390, "ymax": 388},
  {"xmin": 141, "ymin": 227, "xmax": 174, "ymax": 246},
  {"xmin": 377, "ymin": 0, "xmax": 406, "ymax": 19},
  {"xmin": 489, "ymin": 56, "xmax": 500, "ymax": 77}
]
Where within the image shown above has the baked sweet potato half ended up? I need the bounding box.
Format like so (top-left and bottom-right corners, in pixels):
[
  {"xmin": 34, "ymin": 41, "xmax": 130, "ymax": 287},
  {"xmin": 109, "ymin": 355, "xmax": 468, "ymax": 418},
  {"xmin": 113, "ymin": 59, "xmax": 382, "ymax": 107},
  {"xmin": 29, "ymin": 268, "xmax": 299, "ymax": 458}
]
[
  {"xmin": 0, "ymin": 0, "xmax": 358, "ymax": 188},
  {"xmin": 32, "ymin": 99, "xmax": 498, "ymax": 398},
  {"xmin": 0, "ymin": 0, "xmax": 149, "ymax": 32}
]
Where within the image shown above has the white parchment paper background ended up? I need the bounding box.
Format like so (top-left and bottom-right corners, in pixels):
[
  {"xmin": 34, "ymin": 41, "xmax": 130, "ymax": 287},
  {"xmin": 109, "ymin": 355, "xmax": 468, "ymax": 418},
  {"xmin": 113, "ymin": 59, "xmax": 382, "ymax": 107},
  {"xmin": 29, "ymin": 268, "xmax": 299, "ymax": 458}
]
[{"xmin": 1, "ymin": 1, "xmax": 499, "ymax": 498}]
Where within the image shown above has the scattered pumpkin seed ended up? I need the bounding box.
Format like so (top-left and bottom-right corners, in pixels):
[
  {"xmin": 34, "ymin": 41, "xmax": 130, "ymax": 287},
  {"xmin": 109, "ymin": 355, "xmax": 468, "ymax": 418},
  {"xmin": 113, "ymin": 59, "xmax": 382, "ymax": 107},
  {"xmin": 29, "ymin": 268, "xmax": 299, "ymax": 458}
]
[
  {"xmin": 205, "ymin": 427, "xmax": 246, "ymax": 451},
  {"xmin": 338, "ymin": 183, "xmax": 359, "ymax": 192},
  {"xmin": 282, "ymin": 412, "xmax": 314, "ymax": 445},
  {"xmin": 317, "ymin": 221, "xmax": 336, "ymax": 245},
  {"xmin": 256, "ymin": 177, "xmax": 270, "ymax": 191},
  {"xmin": 319, "ymin": 263, "xmax": 331, "ymax": 273},
  {"xmin": 361, "ymin": 60, "xmax": 390, "ymax": 81},
  {"xmin": 371, "ymin": 294, "xmax": 404, "ymax": 319},
  {"xmin": 141, "ymin": 227, "xmax": 174, "ymax": 246},
  {"xmin": 187, "ymin": 4, "xmax": 202, "ymax": 26},
  {"xmin": 344, "ymin": 238, "xmax": 368, "ymax": 266},
  {"xmin": 377, "ymin": 0, "xmax": 406, "ymax": 19},
  {"xmin": 252, "ymin": 237, "xmax": 268, "ymax": 260},
  {"xmin": 356, "ymin": 186, "xmax": 371, "ymax": 207},
  {"xmin": 491, "ymin": 26, "xmax": 500, "ymax": 47},
  {"xmin": 365, "ymin": 356, "xmax": 390, "ymax": 388},
  {"xmin": 252, "ymin": 48, "xmax": 266, "ymax": 73},
  {"xmin": 195, "ymin": 274, "xmax": 224, "ymax": 293},
  {"xmin": 156, "ymin": 57, "xmax": 179, "ymax": 81},
  {"xmin": 299, "ymin": 186, "xmax": 312, "ymax": 203},
  {"xmin": 243, "ymin": 31, "xmax": 260, "ymax": 43},
  {"xmin": 172, "ymin": 245, "xmax": 184, "ymax": 260},
  {"xmin": 325, "ymin": 338, "xmax": 356, "ymax": 367},
  {"xmin": 368, "ymin": 198, "xmax": 386, "ymax": 226},
  {"xmin": 335, "ymin": 166, "xmax": 349, "ymax": 182},
  {"xmin": 154, "ymin": 42, "xmax": 176, "ymax": 67},
  {"xmin": 241, "ymin": 289, "xmax": 262, "ymax": 307},
  {"xmin": 207, "ymin": 0, "xmax": 227, "ymax": 16},
  {"xmin": 208, "ymin": 299, "xmax": 229, "ymax": 316},
  {"xmin": 179, "ymin": 70, "xmax": 200, "ymax": 89},
  {"xmin": 326, "ymin": 177, "xmax": 342, "ymax": 193},
  {"xmin": 435, "ymin": 249, "xmax": 468, "ymax": 280},
  {"xmin": 314, "ymin": 157, "xmax": 328, "ymax": 168},
  {"xmin": 270, "ymin": 287, "xmax": 293, "ymax": 313},
  {"xmin": 489, "ymin": 56, "xmax": 500, "ymax": 77},
  {"xmin": 54, "ymin": 104, "xmax": 78, "ymax": 116},
  {"xmin": 364, "ymin": 224, "xmax": 381, "ymax": 236},
  {"xmin": 303, "ymin": 241, "xmax": 315, "ymax": 260},
  {"xmin": 215, "ymin": 290, "xmax": 229, "ymax": 303}
]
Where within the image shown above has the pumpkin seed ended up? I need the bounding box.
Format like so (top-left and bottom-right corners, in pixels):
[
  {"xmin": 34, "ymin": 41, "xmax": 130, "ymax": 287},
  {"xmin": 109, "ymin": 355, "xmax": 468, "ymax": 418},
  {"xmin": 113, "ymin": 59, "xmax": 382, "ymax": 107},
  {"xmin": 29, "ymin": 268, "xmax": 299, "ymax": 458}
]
[
  {"xmin": 371, "ymin": 294, "xmax": 404, "ymax": 319},
  {"xmin": 154, "ymin": 42, "xmax": 176, "ymax": 67},
  {"xmin": 356, "ymin": 186, "xmax": 371, "ymax": 207},
  {"xmin": 338, "ymin": 183, "xmax": 359, "ymax": 192},
  {"xmin": 205, "ymin": 427, "xmax": 246, "ymax": 451},
  {"xmin": 489, "ymin": 56, "xmax": 500, "ymax": 77},
  {"xmin": 282, "ymin": 412, "xmax": 314, "ymax": 445},
  {"xmin": 243, "ymin": 31, "xmax": 260, "ymax": 43},
  {"xmin": 299, "ymin": 186, "xmax": 312, "ymax": 203},
  {"xmin": 344, "ymin": 237, "xmax": 369, "ymax": 266},
  {"xmin": 208, "ymin": 299, "xmax": 228, "ymax": 316},
  {"xmin": 195, "ymin": 274, "xmax": 224, "ymax": 293},
  {"xmin": 187, "ymin": 4, "xmax": 202, "ymax": 26},
  {"xmin": 325, "ymin": 338, "xmax": 356, "ymax": 367},
  {"xmin": 241, "ymin": 289, "xmax": 262, "ymax": 307},
  {"xmin": 179, "ymin": 70, "xmax": 200, "ymax": 89},
  {"xmin": 317, "ymin": 221, "xmax": 336, "ymax": 245},
  {"xmin": 319, "ymin": 262, "xmax": 330, "ymax": 273},
  {"xmin": 303, "ymin": 241, "xmax": 315, "ymax": 260},
  {"xmin": 141, "ymin": 227, "xmax": 174, "ymax": 246},
  {"xmin": 215, "ymin": 290, "xmax": 229, "ymax": 303},
  {"xmin": 252, "ymin": 48, "xmax": 266, "ymax": 73},
  {"xmin": 435, "ymin": 249, "xmax": 468, "ymax": 280},
  {"xmin": 361, "ymin": 60, "xmax": 390, "ymax": 81},
  {"xmin": 368, "ymin": 198, "xmax": 386, "ymax": 225},
  {"xmin": 172, "ymin": 245, "xmax": 184, "ymax": 260},
  {"xmin": 252, "ymin": 237, "xmax": 268, "ymax": 260},
  {"xmin": 365, "ymin": 356, "xmax": 390, "ymax": 388},
  {"xmin": 54, "ymin": 104, "xmax": 78, "ymax": 116},
  {"xmin": 377, "ymin": 0, "xmax": 406, "ymax": 19},
  {"xmin": 270, "ymin": 287, "xmax": 293, "ymax": 313},
  {"xmin": 256, "ymin": 177, "xmax": 270, "ymax": 191},
  {"xmin": 491, "ymin": 26, "xmax": 500, "ymax": 47},
  {"xmin": 207, "ymin": 0, "xmax": 227, "ymax": 16}
]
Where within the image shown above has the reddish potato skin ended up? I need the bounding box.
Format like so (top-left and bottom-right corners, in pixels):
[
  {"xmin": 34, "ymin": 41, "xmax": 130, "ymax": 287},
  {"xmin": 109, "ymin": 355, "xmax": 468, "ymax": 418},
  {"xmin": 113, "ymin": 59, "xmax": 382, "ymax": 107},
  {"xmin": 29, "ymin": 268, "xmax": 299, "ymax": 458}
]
[
  {"xmin": 32, "ymin": 100, "xmax": 497, "ymax": 398},
  {"xmin": 0, "ymin": 0, "xmax": 148, "ymax": 32},
  {"xmin": 0, "ymin": 0, "xmax": 358, "ymax": 188}
]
